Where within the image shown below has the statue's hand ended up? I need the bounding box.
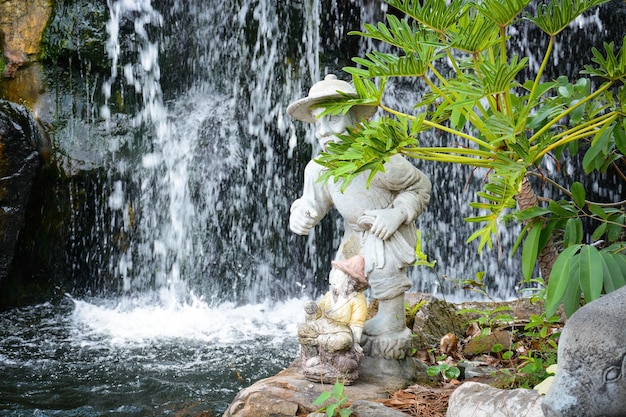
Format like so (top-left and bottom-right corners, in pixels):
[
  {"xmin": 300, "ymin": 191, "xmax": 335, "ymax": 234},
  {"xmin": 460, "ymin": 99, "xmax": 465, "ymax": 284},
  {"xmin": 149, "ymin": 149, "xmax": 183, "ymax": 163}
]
[
  {"xmin": 361, "ymin": 208, "xmax": 406, "ymax": 240},
  {"xmin": 304, "ymin": 301, "xmax": 318, "ymax": 315},
  {"xmin": 290, "ymin": 206, "xmax": 318, "ymax": 235}
]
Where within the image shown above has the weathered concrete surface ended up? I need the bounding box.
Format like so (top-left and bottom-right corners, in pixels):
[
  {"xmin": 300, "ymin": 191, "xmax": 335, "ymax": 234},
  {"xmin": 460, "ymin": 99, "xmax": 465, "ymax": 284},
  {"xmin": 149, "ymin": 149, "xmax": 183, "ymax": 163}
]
[
  {"xmin": 543, "ymin": 285, "xmax": 626, "ymax": 417},
  {"xmin": 446, "ymin": 381, "xmax": 544, "ymax": 417}
]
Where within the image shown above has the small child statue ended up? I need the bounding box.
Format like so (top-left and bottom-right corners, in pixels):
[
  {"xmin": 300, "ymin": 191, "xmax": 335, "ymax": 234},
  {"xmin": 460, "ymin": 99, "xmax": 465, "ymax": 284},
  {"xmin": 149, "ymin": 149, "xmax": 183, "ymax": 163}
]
[{"xmin": 298, "ymin": 255, "xmax": 369, "ymax": 384}]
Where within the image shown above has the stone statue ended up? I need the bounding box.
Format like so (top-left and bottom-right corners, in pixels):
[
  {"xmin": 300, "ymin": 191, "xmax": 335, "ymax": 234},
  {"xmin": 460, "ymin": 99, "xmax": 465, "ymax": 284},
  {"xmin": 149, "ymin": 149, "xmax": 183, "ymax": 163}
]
[
  {"xmin": 542, "ymin": 284, "xmax": 626, "ymax": 417},
  {"xmin": 298, "ymin": 255, "xmax": 369, "ymax": 384},
  {"xmin": 287, "ymin": 74, "xmax": 432, "ymax": 360}
]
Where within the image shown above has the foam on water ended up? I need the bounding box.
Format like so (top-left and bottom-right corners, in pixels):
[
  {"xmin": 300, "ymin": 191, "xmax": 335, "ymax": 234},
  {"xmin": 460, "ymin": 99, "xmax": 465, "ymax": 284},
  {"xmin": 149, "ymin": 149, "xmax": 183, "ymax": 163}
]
[{"xmin": 70, "ymin": 294, "xmax": 304, "ymax": 346}]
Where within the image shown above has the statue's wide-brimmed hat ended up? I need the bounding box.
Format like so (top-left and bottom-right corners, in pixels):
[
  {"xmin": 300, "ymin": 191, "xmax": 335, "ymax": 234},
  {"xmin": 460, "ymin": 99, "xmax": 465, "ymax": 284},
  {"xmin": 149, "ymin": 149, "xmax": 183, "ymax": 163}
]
[
  {"xmin": 332, "ymin": 255, "xmax": 369, "ymax": 291},
  {"xmin": 287, "ymin": 74, "xmax": 377, "ymax": 124}
]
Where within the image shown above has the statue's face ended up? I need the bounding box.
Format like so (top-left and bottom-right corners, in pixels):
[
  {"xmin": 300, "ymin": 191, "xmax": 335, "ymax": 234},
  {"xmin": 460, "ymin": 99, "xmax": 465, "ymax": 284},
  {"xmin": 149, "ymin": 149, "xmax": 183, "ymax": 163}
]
[
  {"xmin": 311, "ymin": 107, "xmax": 355, "ymax": 152},
  {"xmin": 329, "ymin": 268, "xmax": 350, "ymax": 295}
]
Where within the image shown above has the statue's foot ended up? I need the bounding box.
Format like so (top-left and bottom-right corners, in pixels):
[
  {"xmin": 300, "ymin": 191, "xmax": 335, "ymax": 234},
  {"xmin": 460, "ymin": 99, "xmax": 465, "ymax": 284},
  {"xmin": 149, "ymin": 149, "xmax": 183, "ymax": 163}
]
[
  {"xmin": 305, "ymin": 356, "xmax": 320, "ymax": 367},
  {"xmin": 361, "ymin": 327, "xmax": 412, "ymax": 360},
  {"xmin": 364, "ymin": 312, "xmax": 407, "ymax": 336},
  {"xmin": 363, "ymin": 313, "xmax": 388, "ymax": 336}
]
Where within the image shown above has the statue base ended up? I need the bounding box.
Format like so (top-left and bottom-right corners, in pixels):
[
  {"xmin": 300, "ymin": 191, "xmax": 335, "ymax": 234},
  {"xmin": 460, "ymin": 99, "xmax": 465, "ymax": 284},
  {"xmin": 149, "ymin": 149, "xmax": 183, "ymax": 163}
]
[
  {"xmin": 361, "ymin": 327, "xmax": 413, "ymax": 359},
  {"xmin": 300, "ymin": 347, "xmax": 364, "ymax": 385},
  {"xmin": 358, "ymin": 356, "xmax": 429, "ymax": 391}
]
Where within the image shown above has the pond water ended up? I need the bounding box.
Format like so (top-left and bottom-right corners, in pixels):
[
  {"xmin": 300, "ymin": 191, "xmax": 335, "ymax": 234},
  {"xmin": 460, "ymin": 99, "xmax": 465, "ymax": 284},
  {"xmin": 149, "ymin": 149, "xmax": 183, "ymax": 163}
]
[{"xmin": 0, "ymin": 295, "xmax": 301, "ymax": 416}]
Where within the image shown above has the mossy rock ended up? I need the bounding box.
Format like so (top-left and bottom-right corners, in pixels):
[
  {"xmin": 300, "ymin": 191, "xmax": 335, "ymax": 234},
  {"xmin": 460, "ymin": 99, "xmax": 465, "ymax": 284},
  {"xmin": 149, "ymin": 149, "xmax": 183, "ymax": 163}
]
[{"xmin": 40, "ymin": 0, "xmax": 109, "ymax": 70}]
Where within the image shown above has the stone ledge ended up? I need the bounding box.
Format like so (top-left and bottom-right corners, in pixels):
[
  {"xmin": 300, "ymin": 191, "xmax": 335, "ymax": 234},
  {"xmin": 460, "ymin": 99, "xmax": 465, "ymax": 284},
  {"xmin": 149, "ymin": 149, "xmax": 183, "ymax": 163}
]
[{"xmin": 223, "ymin": 358, "xmax": 419, "ymax": 417}]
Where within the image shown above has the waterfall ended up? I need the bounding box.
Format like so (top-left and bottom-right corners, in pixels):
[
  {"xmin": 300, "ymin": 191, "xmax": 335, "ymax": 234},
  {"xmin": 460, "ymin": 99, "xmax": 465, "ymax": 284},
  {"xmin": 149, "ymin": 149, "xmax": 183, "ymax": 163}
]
[{"xmin": 50, "ymin": 0, "xmax": 625, "ymax": 307}]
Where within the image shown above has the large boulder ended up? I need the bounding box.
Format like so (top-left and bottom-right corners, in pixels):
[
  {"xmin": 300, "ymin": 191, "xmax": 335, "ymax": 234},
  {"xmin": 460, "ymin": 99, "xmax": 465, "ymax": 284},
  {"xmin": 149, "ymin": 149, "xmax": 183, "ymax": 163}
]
[
  {"xmin": 0, "ymin": 100, "xmax": 41, "ymax": 284},
  {"xmin": 542, "ymin": 285, "xmax": 626, "ymax": 417}
]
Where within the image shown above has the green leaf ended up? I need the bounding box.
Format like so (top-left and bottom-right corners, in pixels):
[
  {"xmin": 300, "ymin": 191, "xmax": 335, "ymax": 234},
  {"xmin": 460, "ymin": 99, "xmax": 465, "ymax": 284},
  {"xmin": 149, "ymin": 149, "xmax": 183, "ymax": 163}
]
[
  {"xmin": 564, "ymin": 218, "xmax": 583, "ymax": 248},
  {"xmin": 449, "ymin": 9, "xmax": 499, "ymax": 54},
  {"xmin": 583, "ymin": 124, "xmax": 613, "ymax": 174},
  {"xmin": 332, "ymin": 381, "xmax": 344, "ymax": 398},
  {"xmin": 588, "ymin": 203, "xmax": 608, "ymax": 219},
  {"xmin": 387, "ymin": 0, "xmax": 468, "ymax": 34},
  {"xmin": 340, "ymin": 408, "xmax": 353, "ymax": 417},
  {"xmin": 444, "ymin": 366, "xmax": 461, "ymax": 380},
  {"xmin": 563, "ymin": 255, "xmax": 582, "ymax": 317},
  {"xmin": 592, "ymin": 222, "xmax": 608, "ymax": 241},
  {"xmin": 607, "ymin": 214, "xmax": 625, "ymax": 242},
  {"xmin": 522, "ymin": 222, "xmax": 542, "ymax": 280},
  {"xmin": 614, "ymin": 123, "xmax": 626, "ymax": 155},
  {"xmin": 527, "ymin": 0, "xmax": 610, "ymax": 36},
  {"xmin": 571, "ymin": 182, "xmax": 586, "ymax": 208},
  {"xmin": 578, "ymin": 245, "xmax": 604, "ymax": 303},
  {"xmin": 546, "ymin": 244, "xmax": 581, "ymax": 316},
  {"xmin": 313, "ymin": 391, "xmax": 332, "ymax": 406},
  {"xmin": 600, "ymin": 251, "xmax": 620, "ymax": 293},
  {"xmin": 610, "ymin": 253, "xmax": 626, "ymax": 289},
  {"xmin": 581, "ymin": 37, "xmax": 626, "ymax": 81},
  {"xmin": 427, "ymin": 366, "xmax": 441, "ymax": 377},
  {"xmin": 475, "ymin": 0, "xmax": 531, "ymax": 27},
  {"xmin": 517, "ymin": 207, "xmax": 552, "ymax": 222}
]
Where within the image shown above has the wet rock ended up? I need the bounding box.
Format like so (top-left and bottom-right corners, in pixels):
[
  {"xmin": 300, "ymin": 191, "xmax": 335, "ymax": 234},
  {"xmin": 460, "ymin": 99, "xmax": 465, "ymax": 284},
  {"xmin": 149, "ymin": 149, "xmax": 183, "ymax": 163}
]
[
  {"xmin": 40, "ymin": 0, "xmax": 110, "ymax": 70},
  {"xmin": 0, "ymin": 100, "xmax": 41, "ymax": 283},
  {"xmin": 0, "ymin": 0, "xmax": 52, "ymax": 77},
  {"xmin": 446, "ymin": 381, "xmax": 544, "ymax": 417}
]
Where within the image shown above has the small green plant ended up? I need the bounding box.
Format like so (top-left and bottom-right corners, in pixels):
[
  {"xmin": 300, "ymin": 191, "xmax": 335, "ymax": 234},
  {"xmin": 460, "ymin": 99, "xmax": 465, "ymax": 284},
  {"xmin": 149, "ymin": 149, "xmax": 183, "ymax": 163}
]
[
  {"xmin": 516, "ymin": 348, "xmax": 558, "ymax": 389},
  {"xmin": 491, "ymin": 343, "xmax": 514, "ymax": 362},
  {"xmin": 458, "ymin": 304, "xmax": 514, "ymax": 337},
  {"xmin": 523, "ymin": 313, "xmax": 562, "ymax": 340},
  {"xmin": 427, "ymin": 361, "xmax": 461, "ymax": 381},
  {"xmin": 312, "ymin": 380, "xmax": 353, "ymax": 417}
]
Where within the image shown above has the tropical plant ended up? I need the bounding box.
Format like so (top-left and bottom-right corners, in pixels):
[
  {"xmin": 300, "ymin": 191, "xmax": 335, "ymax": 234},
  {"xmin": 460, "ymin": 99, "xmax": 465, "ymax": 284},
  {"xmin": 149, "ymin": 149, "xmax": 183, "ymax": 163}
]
[
  {"xmin": 312, "ymin": 380, "xmax": 353, "ymax": 417},
  {"xmin": 314, "ymin": 0, "xmax": 626, "ymax": 316}
]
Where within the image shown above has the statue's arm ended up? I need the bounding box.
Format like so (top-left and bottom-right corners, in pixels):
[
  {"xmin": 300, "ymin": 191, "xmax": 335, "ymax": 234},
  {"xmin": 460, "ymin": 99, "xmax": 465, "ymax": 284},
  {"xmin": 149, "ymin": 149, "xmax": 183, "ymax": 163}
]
[
  {"xmin": 382, "ymin": 155, "xmax": 432, "ymax": 223},
  {"xmin": 289, "ymin": 161, "xmax": 332, "ymax": 235},
  {"xmin": 349, "ymin": 293, "xmax": 368, "ymax": 346}
]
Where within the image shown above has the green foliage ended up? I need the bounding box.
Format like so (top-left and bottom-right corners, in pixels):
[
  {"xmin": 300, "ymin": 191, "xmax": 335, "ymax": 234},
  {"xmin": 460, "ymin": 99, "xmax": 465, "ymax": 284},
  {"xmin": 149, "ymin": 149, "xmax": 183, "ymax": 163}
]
[
  {"xmin": 515, "ymin": 180, "xmax": 626, "ymax": 316},
  {"xmin": 415, "ymin": 229, "xmax": 437, "ymax": 268},
  {"xmin": 458, "ymin": 304, "xmax": 514, "ymax": 336},
  {"xmin": 315, "ymin": 0, "xmax": 626, "ymax": 263},
  {"xmin": 523, "ymin": 313, "xmax": 561, "ymax": 340},
  {"xmin": 543, "ymin": 244, "xmax": 626, "ymax": 317},
  {"xmin": 427, "ymin": 362, "xmax": 461, "ymax": 380},
  {"xmin": 312, "ymin": 381, "xmax": 353, "ymax": 417}
]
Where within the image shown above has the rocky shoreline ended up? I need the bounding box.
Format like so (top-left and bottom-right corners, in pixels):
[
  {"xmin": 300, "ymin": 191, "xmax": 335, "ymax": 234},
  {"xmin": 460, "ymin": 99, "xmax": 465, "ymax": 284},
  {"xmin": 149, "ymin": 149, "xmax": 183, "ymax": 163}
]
[{"xmin": 222, "ymin": 294, "xmax": 553, "ymax": 417}]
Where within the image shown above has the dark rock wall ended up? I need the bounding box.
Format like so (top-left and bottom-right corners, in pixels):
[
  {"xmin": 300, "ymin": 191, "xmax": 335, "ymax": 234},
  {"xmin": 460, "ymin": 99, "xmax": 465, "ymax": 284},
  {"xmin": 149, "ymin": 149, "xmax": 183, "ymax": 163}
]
[{"xmin": 0, "ymin": 101, "xmax": 43, "ymax": 307}]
